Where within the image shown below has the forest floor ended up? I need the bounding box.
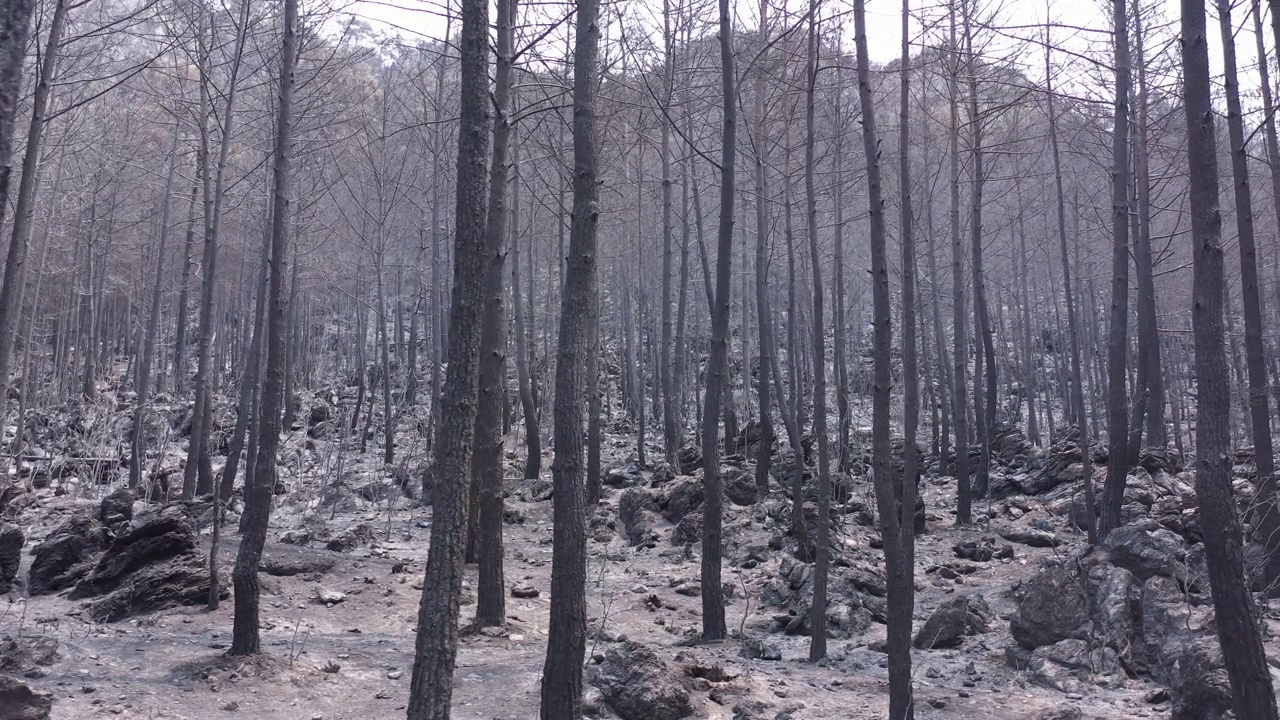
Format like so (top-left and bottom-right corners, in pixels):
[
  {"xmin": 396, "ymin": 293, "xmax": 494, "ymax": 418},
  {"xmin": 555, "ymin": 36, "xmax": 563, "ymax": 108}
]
[{"xmin": 3, "ymin": 412, "xmax": 1277, "ymax": 720}]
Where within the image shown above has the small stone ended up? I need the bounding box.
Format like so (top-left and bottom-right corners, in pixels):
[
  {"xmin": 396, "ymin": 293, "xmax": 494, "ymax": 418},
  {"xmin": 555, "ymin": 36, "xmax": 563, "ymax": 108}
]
[
  {"xmin": 1144, "ymin": 688, "xmax": 1170, "ymax": 704},
  {"xmin": 930, "ymin": 699, "xmax": 947, "ymax": 709},
  {"xmin": 316, "ymin": 589, "xmax": 346, "ymax": 605},
  {"xmin": 630, "ymin": 584, "xmax": 649, "ymax": 594},
  {"xmin": 958, "ymin": 691, "xmax": 971, "ymax": 698},
  {"xmin": 387, "ymin": 670, "xmax": 403, "ymax": 680},
  {"xmin": 222, "ymin": 701, "xmax": 239, "ymax": 711}
]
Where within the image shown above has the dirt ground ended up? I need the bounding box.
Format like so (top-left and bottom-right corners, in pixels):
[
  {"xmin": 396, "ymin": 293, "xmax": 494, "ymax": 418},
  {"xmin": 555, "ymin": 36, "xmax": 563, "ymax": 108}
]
[{"xmin": 3, "ymin": 438, "xmax": 1275, "ymax": 720}]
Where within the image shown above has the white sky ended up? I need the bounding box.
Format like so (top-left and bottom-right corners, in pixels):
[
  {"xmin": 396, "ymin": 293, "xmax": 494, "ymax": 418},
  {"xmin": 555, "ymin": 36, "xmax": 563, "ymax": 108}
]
[{"xmin": 350, "ymin": 0, "xmax": 1263, "ymax": 112}]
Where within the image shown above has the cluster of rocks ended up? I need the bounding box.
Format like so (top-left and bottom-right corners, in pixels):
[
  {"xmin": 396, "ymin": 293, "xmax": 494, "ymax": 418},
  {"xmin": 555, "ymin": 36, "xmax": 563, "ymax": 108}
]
[
  {"xmin": 19, "ymin": 491, "xmax": 226, "ymax": 621},
  {"xmin": 754, "ymin": 555, "xmax": 887, "ymax": 639},
  {"xmin": 1007, "ymin": 522, "xmax": 1228, "ymax": 719}
]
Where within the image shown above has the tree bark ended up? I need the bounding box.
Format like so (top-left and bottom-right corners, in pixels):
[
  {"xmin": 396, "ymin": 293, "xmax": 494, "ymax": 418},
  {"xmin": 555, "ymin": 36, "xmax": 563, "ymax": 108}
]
[
  {"xmin": 804, "ymin": 4, "xmax": 830, "ymax": 661},
  {"xmin": 538, "ymin": 0, "xmax": 599, "ymax": 713},
  {"xmin": 473, "ymin": 0, "xmax": 515, "ymax": 627},
  {"xmin": 1182, "ymin": 2, "xmax": 1279, "ymax": 713},
  {"xmin": 405, "ymin": 0, "xmax": 491, "ymax": 705},
  {"xmin": 1219, "ymin": 0, "xmax": 1280, "ymax": 593},
  {"xmin": 230, "ymin": 0, "xmax": 295, "ymax": 656},
  {"xmin": 0, "ymin": 0, "xmax": 66, "ymax": 410},
  {"xmin": 948, "ymin": 6, "xmax": 971, "ymax": 524},
  {"xmin": 1099, "ymin": 0, "xmax": 1133, "ymax": 538},
  {"xmin": 699, "ymin": 0, "xmax": 735, "ymax": 642},
  {"xmin": 0, "ymin": 0, "xmax": 34, "ymax": 227}
]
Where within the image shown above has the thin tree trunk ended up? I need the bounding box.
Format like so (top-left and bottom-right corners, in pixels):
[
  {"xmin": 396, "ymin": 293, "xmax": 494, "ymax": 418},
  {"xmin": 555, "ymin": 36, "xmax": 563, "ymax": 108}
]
[
  {"xmin": 131, "ymin": 125, "xmax": 182, "ymax": 489},
  {"xmin": 698, "ymin": 0, "xmax": 734, "ymax": 642},
  {"xmin": 229, "ymin": 0, "xmax": 294, "ymax": 655},
  {"xmin": 1046, "ymin": 41, "xmax": 1097, "ymax": 543},
  {"xmin": 1099, "ymin": 0, "xmax": 1133, "ymax": 538},
  {"xmin": 473, "ymin": 0, "xmax": 515, "ymax": 627},
  {"xmin": 0, "ymin": 0, "xmax": 66, "ymax": 409},
  {"xmin": 1218, "ymin": 0, "xmax": 1279, "ymax": 592},
  {"xmin": 804, "ymin": 4, "xmax": 831, "ymax": 661},
  {"xmin": 1182, "ymin": 2, "xmax": 1279, "ymax": 713},
  {"xmin": 948, "ymin": 6, "xmax": 971, "ymax": 524},
  {"xmin": 538, "ymin": 0, "xmax": 599, "ymax": 709}
]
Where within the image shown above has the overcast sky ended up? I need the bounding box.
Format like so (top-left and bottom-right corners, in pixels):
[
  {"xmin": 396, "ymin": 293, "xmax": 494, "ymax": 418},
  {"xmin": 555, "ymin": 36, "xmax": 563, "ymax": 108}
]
[{"xmin": 351, "ymin": 0, "xmax": 1258, "ymax": 111}]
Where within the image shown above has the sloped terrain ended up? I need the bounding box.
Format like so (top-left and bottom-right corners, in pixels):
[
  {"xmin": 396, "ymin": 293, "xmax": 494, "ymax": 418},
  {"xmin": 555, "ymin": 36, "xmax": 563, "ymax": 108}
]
[{"xmin": 0, "ymin": 398, "xmax": 1276, "ymax": 720}]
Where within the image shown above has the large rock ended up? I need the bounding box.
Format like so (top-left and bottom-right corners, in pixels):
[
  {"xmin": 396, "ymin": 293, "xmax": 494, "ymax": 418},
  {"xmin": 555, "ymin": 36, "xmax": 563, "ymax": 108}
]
[
  {"xmin": 71, "ymin": 504, "xmax": 197, "ymax": 599},
  {"xmin": 989, "ymin": 423, "xmax": 1033, "ymax": 465},
  {"xmin": 0, "ymin": 636, "xmax": 59, "ymax": 677},
  {"xmin": 759, "ymin": 556, "xmax": 883, "ymax": 637},
  {"xmin": 0, "ymin": 526, "xmax": 24, "ymax": 594},
  {"xmin": 98, "ymin": 487, "xmax": 135, "ymax": 533},
  {"xmin": 618, "ymin": 489, "xmax": 657, "ymax": 547},
  {"xmin": 1100, "ymin": 520, "xmax": 1186, "ymax": 583},
  {"xmin": 28, "ymin": 514, "xmax": 104, "ymax": 595},
  {"xmin": 0, "ymin": 674, "xmax": 52, "ymax": 719},
  {"xmin": 998, "ymin": 524, "xmax": 1062, "ymax": 548},
  {"xmin": 325, "ymin": 523, "xmax": 376, "ymax": 552},
  {"xmin": 660, "ymin": 479, "xmax": 704, "ymax": 524},
  {"xmin": 1026, "ymin": 638, "xmax": 1121, "ymax": 693},
  {"xmin": 84, "ymin": 553, "xmax": 225, "ymax": 622},
  {"xmin": 1169, "ymin": 638, "xmax": 1232, "ymax": 720},
  {"xmin": 604, "ymin": 463, "xmax": 645, "ymax": 489},
  {"xmin": 592, "ymin": 642, "xmax": 693, "ymax": 720},
  {"xmin": 1139, "ymin": 574, "xmax": 1231, "ymax": 719},
  {"xmin": 1010, "ymin": 555, "xmax": 1138, "ymax": 656},
  {"xmin": 913, "ymin": 594, "xmax": 992, "ymax": 649},
  {"xmin": 723, "ymin": 466, "xmax": 759, "ymax": 506},
  {"xmin": 676, "ymin": 446, "xmax": 701, "ymax": 475}
]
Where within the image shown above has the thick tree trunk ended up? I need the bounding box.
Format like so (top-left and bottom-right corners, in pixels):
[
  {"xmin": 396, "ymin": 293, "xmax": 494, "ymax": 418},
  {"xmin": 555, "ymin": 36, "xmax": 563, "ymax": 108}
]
[
  {"xmin": 1218, "ymin": 0, "xmax": 1280, "ymax": 593},
  {"xmin": 406, "ymin": 0, "xmax": 492, "ymax": 705},
  {"xmin": 660, "ymin": 0, "xmax": 678, "ymax": 466},
  {"xmin": 751, "ymin": 0, "xmax": 775, "ymax": 494}
]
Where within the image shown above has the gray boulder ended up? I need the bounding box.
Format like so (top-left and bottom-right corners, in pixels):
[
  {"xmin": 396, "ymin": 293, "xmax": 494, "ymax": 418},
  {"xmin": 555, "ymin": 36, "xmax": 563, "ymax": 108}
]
[
  {"xmin": 28, "ymin": 514, "xmax": 104, "ymax": 595},
  {"xmin": 913, "ymin": 594, "xmax": 992, "ymax": 649},
  {"xmin": 1101, "ymin": 520, "xmax": 1186, "ymax": 582},
  {"xmin": 71, "ymin": 504, "xmax": 197, "ymax": 599},
  {"xmin": 592, "ymin": 642, "xmax": 693, "ymax": 720},
  {"xmin": 0, "ymin": 674, "xmax": 52, "ymax": 719},
  {"xmin": 618, "ymin": 488, "xmax": 657, "ymax": 547}
]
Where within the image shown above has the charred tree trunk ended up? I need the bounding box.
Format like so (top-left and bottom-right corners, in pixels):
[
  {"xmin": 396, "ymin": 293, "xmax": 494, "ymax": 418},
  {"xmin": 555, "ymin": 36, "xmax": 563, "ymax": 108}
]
[
  {"xmin": 699, "ymin": 0, "xmax": 735, "ymax": 642},
  {"xmin": 229, "ymin": 0, "xmax": 294, "ymax": 656},
  {"xmin": 406, "ymin": 0, "xmax": 492, "ymax": 704},
  {"xmin": 1182, "ymin": 2, "xmax": 1279, "ymax": 714},
  {"xmin": 538, "ymin": 0, "xmax": 599, "ymax": 711}
]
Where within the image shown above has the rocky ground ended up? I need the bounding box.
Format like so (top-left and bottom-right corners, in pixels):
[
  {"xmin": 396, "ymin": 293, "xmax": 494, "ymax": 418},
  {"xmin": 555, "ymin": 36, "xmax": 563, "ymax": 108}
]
[{"xmin": 1, "ymin": 390, "xmax": 1278, "ymax": 720}]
